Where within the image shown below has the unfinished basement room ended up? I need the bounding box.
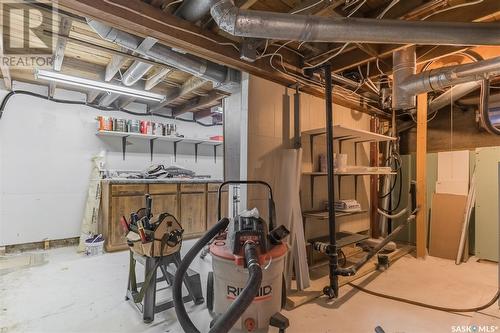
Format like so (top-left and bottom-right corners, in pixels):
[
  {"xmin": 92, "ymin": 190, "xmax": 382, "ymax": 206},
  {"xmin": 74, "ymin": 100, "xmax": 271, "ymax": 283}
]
[{"xmin": 1, "ymin": 0, "xmax": 500, "ymax": 332}]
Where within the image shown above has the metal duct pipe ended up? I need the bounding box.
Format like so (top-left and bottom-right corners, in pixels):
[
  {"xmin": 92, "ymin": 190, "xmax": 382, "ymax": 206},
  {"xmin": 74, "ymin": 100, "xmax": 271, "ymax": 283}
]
[
  {"xmin": 428, "ymin": 81, "xmax": 481, "ymax": 112},
  {"xmin": 87, "ymin": 19, "xmax": 231, "ymax": 85},
  {"xmin": 392, "ymin": 46, "xmax": 416, "ymax": 111},
  {"xmin": 122, "ymin": 61, "xmax": 153, "ymax": 86},
  {"xmin": 175, "ymin": 0, "xmax": 217, "ymax": 22},
  {"xmin": 397, "ymin": 81, "xmax": 482, "ymax": 133},
  {"xmin": 210, "ymin": 0, "xmax": 500, "ymax": 45},
  {"xmin": 400, "ymin": 56, "xmax": 500, "ymax": 96},
  {"xmin": 98, "ymin": 92, "xmax": 120, "ymax": 107},
  {"xmin": 393, "ymin": 45, "xmax": 500, "ymax": 110}
]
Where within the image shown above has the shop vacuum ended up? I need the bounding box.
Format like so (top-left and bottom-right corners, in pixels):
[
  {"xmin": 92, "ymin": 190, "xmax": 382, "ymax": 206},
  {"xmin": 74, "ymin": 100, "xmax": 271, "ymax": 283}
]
[{"xmin": 173, "ymin": 181, "xmax": 291, "ymax": 333}]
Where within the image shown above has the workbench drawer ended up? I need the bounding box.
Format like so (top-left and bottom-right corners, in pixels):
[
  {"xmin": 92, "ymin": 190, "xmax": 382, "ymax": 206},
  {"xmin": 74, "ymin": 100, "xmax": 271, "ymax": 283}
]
[
  {"xmin": 180, "ymin": 184, "xmax": 206, "ymax": 193},
  {"xmin": 111, "ymin": 184, "xmax": 148, "ymax": 196},
  {"xmin": 208, "ymin": 183, "xmax": 223, "ymax": 192},
  {"xmin": 149, "ymin": 184, "xmax": 178, "ymax": 194}
]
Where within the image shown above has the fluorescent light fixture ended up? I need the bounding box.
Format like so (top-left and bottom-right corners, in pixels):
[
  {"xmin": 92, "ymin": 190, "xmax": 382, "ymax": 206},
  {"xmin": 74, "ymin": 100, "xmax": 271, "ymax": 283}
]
[{"xmin": 34, "ymin": 69, "xmax": 165, "ymax": 102}]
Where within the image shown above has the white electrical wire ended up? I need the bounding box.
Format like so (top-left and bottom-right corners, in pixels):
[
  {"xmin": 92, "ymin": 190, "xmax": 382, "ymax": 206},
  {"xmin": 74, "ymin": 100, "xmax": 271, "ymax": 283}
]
[
  {"xmin": 302, "ymin": 43, "xmax": 350, "ymax": 70},
  {"xmin": 290, "ymin": 0, "xmax": 325, "ymax": 14},
  {"xmin": 421, "ymin": 0, "xmax": 484, "ymax": 20},
  {"xmin": 347, "ymin": 0, "xmax": 367, "ymax": 17},
  {"xmin": 162, "ymin": 0, "xmax": 183, "ymax": 10},
  {"xmin": 377, "ymin": 0, "xmax": 400, "ymax": 19}
]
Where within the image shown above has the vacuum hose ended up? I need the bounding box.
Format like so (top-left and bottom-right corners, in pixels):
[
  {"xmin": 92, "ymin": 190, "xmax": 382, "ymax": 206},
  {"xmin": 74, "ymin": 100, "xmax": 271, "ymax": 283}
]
[{"xmin": 173, "ymin": 218, "xmax": 263, "ymax": 333}]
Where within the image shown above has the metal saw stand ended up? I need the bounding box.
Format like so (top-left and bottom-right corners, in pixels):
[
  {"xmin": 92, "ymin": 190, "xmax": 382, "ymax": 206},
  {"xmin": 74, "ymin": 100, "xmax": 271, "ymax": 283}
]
[{"xmin": 126, "ymin": 251, "xmax": 204, "ymax": 323}]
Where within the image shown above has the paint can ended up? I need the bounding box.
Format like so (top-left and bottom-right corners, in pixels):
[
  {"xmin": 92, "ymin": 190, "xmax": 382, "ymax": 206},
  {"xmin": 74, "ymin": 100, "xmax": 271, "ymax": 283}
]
[
  {"xmin": 140, "ymin": 120, "xmax": 153, "ymax": 135},
  {"xmin": 128, "ymin": 119, "xmax": 141, "ymax": 133},
  {"xmin": 97, "ymin": 116, "xmax": 113, "ymax": 131},
  {"xmin": 152, "ymin": 122, "xmax": 163, "ymax": 136},
  {"xmin": 113, "ymin": 118, "xmax": 127, "ymax": 132},
  {"xmin": 165, "ymin": 123, "xmax": 177, "ymax": 136}
]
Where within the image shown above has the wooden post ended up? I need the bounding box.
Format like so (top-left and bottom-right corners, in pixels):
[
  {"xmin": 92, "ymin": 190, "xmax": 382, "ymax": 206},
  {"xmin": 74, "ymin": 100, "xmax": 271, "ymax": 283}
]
[{"xmin": 416, "ymin": 93, "xmax": 428, "ymax": 258}]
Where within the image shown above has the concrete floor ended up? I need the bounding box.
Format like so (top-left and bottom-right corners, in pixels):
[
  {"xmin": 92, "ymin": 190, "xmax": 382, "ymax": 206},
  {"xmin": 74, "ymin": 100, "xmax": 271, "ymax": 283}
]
[{"xmin": 1, "ymin": 242, "xmax": 498, "ymax": 333}]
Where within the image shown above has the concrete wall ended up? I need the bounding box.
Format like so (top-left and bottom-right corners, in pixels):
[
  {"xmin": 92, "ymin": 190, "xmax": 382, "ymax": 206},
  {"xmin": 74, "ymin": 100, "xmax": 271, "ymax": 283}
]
[
  {"xmin": 246, "ymin": 75, "xmax": 373, "ymax": 238},
  {"xmin": 0, "ymin": 82, "xmax": 223, "ymax": 246}
]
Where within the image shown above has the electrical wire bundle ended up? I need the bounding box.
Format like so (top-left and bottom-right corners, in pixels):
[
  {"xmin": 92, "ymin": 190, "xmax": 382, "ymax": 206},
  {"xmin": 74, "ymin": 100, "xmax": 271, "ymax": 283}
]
[{"xmin": 0, "ymin": 90, "xmax": 221, "ymax": 127}]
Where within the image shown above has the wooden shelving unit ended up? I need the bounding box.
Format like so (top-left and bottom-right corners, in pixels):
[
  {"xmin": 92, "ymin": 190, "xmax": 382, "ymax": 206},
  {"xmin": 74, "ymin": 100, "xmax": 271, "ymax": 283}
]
[
  {"xmin": 96, "ymin": 130, "xmax": 223, "ymax": 162},
  {"xmin": 301, "ymin": 125, "xmax": 395, "ymax": 268}
]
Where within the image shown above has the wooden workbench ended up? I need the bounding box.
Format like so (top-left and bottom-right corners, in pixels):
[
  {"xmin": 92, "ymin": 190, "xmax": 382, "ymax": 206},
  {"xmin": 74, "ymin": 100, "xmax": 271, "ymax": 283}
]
[{"xmin": 99, "ymin": 179, "xmax": 227, "ymax": 252}]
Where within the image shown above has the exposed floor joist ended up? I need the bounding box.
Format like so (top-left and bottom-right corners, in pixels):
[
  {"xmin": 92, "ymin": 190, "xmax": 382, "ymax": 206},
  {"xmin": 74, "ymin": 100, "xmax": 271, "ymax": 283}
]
[
  {"xmin": 57, "ymin": 0, "xmax": 384, "ymax": 117},
  {"xmin": 172, "ymin": 90, "xmax": 224, "ymax": 117},
  {"xmin": 145, "ymin": 67, "xmax": 174, "ymax": 90},
  {"xmin": 151, "ymin": 76, "xmax": 207, "ymax": 112}
]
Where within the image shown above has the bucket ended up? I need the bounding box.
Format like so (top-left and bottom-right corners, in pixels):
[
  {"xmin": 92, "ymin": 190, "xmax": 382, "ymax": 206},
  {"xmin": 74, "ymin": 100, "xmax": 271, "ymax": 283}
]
[
  {"xmin": 152, "ymin": 122, "xmax": 163, "ymax": 136},
  {"xmin": 97, "ymin": 116, "xmax": 113, "ymax": 131},
  {"xmin": 128, "ymin": 119, "xmax": 141, "ymax": 133},
  {"xmin": 140, "ymin": 121, "xmax": 153, "ymax": 135},
  {"xmin": 84, "ymin": 234, "xmax": 104, "ymax": 256},
  {"xmin": 114, "ymin": 118, "xmax": 128, "ymax": 132}
]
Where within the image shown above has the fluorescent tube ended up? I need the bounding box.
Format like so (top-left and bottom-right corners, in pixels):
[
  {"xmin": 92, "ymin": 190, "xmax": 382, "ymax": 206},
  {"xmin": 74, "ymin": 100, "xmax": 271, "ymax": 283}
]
[{"xmin": 34, "ymin": 69, "xmax": 165, "ymax": 102}]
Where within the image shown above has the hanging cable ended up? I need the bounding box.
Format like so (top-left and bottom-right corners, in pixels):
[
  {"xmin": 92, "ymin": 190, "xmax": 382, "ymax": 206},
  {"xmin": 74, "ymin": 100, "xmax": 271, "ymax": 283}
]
[
  {"xmin": 0, "ymin": 90, "xmax": 221, "ymax": 127},
  {"xmin": 290, "ymin": 0, "xmax": 325, "ymax": 14},
  {"xmin": 421, "ymin": 0, "xmax": 484, "ymax": 20},
  {"xmin": 348, "ymin": 283, "xmax": 499, "ymax": 314}
]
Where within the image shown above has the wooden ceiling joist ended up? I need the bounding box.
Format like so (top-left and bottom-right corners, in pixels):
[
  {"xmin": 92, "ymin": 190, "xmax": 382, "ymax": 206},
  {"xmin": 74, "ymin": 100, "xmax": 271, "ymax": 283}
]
[
  {"xmin": 53, "ymin": 17, "xmax": 73, "ymax": 71},
  {"xmin": 57, "ymin": 0, "xmax": 381, "ymax": 116},
  {"xmin": 151, "ymin": 75, "xmax": 207, "ymax": 112},
  {"xmin": 172, "ymin": 90, "xmax": 224, "ymax": 117},
  {"xmin": 105, "ymin": 53, "xmax": 128, "ymax": 82},
  {"xmin": 87, "ymin": 90, "xmax": 101, "ymax": 103},
  {"xmin": 145, "ymin": 67, "xmax": 174, "ymax": 90}
]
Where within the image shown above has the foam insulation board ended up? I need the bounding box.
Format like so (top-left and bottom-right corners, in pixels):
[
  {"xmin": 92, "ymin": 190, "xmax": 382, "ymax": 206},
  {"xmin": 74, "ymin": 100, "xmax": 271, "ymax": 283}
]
[{"xmin": 436, "ymin": 150, "xmax": 469, "ymax": 195}]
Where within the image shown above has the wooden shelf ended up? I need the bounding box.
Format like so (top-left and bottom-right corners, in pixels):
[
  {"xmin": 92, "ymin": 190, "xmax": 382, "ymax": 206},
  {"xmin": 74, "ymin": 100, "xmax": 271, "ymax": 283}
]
[
  {"xmin": 303, "ymin": 209, "xmax": 367, "ymax": 220},
  {"xmin": 96, "ymin": 130, "xmax": 223, "ymax": 162},
  {"xmin": 302, "ymin": 125, "xmax": 395, "ymax": 143},
  {"xmin": 303, "ymin": 169, "xmax": 396, "ymax": 176},
  {"xmin": 96, "ymin": 130, "xmax": 223, "ymax": 146}
]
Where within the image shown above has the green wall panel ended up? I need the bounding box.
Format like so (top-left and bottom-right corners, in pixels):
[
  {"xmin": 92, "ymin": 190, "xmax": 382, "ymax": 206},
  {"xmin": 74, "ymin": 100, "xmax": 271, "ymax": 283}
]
[{"xmin": 475, "ymin": 147, "xmax": 500, "ymax": 261}]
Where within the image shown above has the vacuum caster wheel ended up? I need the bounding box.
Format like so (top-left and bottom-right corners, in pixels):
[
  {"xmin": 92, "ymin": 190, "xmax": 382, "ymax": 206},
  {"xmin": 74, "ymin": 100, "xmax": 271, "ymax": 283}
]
[
  {"xmin": 323, "ymin": 286, "xmax": 336, "ymax": 299},
  {"xmin": 207, "ymin": 271, "xmax": 214, "ymax": 313}
]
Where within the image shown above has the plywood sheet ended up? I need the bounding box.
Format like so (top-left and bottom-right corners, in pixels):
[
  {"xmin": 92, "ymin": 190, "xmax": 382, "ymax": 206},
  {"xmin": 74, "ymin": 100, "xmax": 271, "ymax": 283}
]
[
  {"xmin": 435, "ymin": 180, "xmax": 468, "ymax": 196},
  {"xmin": 429, "ymin": 193, "xmax": 467, "ymax": 260}
]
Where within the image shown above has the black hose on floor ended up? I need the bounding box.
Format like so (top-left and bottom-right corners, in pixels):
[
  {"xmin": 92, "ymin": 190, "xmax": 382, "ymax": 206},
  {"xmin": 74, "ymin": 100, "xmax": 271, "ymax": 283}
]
[
  {"xmin": 173, "ymin": 217, "xmax": 229, "ymax": 333},
  {"xmin": 348, "ymin": 283, "xmax": 500, "ymax": 313},
  {"xmin": 173, "ymin": 218, "xmax": 264, "ymax": 333}
]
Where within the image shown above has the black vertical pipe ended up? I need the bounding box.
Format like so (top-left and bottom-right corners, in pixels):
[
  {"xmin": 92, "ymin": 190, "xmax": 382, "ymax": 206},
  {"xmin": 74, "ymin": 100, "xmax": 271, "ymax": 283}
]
[{"xmin": 324, "ymin": 64, "xmax": 338, "ymax": 298}]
